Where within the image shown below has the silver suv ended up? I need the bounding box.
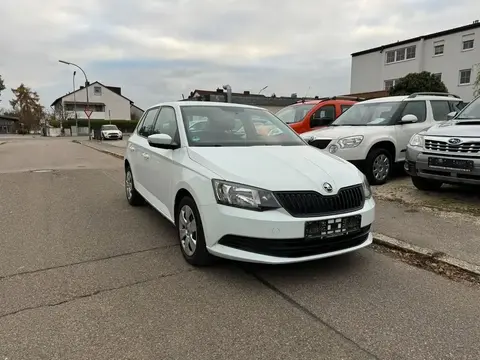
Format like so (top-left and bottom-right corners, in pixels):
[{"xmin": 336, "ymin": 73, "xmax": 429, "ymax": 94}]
[{"xmin": 405, "ymin": 95, "xmax": 480, "ymax": 190}]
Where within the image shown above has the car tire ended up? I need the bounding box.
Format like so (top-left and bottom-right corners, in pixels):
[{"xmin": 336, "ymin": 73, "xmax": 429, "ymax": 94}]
[
  {"xmin": 411, "ymin": 176, "xmax": 443, "ymax": 191},
  {"xmin": 365, "ymin": 148, "xmax": 392, "ymax": 185},
  {"xmin": 125, "ymin": 166, "xmax": 144, "ymax": 206},
  {"xmin": 175, "ymin": 196, "xmax": 214, "ymax": 266}
]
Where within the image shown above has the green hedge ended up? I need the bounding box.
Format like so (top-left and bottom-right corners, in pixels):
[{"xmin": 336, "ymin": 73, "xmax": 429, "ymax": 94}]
[{"xmin": 63, "ymin": 119, "xmax": 139, "ymax": 132}]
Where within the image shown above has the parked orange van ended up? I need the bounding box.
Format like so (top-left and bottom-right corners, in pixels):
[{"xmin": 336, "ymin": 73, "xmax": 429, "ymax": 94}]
[{"xmin": 275, "ymin": 96, "xmax": 363, "ymax": 134}]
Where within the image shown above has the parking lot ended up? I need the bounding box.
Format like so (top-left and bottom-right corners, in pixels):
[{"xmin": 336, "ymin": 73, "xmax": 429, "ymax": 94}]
[{"xmin": 1, "ymin": 137, "xmax": 479, "ymax": 359}]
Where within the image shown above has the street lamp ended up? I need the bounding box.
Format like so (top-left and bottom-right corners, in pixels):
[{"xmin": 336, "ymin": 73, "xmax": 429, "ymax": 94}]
[
  {"xmin": 73, "ymin": 71, "xmax": 78, "ymax": 136},
  {"xmin": 259, "ymin": 85, "xmax": 268, "ymax": 94},
  {"xmin": 58, "ymin": 60, "xmax": 91, "ymax": 139}
]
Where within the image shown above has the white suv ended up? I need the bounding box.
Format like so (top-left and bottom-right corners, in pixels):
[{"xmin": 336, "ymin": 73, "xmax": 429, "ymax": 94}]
[
  {"xmin": 124, "ymin": 101, "xmax": 375, "ymax": 266},
  {"xmin": 301, "ymin": 93, "xmax": 465, "ymax": 185}
]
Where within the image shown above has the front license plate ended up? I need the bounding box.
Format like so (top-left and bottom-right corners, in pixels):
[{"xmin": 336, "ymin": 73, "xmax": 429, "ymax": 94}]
[
  {"xmin": 305, "ymin": 215, "xmax": 361, "ymax": 239},
  {"xmin": 428, "ymin": 157, "xmax": 474, "ymax": 172}
]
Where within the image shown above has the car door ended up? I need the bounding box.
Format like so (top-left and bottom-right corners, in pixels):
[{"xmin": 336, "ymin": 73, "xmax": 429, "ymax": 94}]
[
  {"xmin": 310, "ymin": 104, "xmax": 335, "ymax": 129},
  {"xmin": 394, "ymin": 100, "xmax": 428, "ymax": 161},
  {"xmin": 132, "ymin": 107, "xmax": 160, "ymax": 194},
  {"xmin": 143, "ymin": 106, "xmax": 181, "ymax": 219}
]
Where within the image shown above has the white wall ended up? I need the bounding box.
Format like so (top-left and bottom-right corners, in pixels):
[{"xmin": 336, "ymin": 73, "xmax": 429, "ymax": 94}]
[
  {"xmin": 350, "ymin": 29, "xmax": 479, "ymax": 101},
  {"xmin": 61, "ymin": 83, "xmax": 132, "ymax": 120}
]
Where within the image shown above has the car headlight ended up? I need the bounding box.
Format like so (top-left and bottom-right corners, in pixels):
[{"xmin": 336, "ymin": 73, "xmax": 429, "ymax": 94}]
[
  {"xmin": 362, "ymin": 176, "xmax": 372, "ymax": 199},
  {"xmin": 212, "ymin": 180, "xmax": 281, "ymax": 211},
  {"xmin": 409, "ymin": 133, "xmax": 424, "ymax": 147},
  {"xmin": 338, "ymin": 135, "xmax": 364, "ymax": 149}
]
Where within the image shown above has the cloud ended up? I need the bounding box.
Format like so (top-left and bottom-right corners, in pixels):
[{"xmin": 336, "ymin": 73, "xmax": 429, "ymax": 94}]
[{"xmin": 0, "ymin": 0, "xmax": 479, "ymax": 110}]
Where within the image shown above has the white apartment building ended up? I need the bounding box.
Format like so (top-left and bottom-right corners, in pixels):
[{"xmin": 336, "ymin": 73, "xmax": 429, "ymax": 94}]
[{"xmin": 350, "ymin": 21, "xmax": 480, "ymax": 101}]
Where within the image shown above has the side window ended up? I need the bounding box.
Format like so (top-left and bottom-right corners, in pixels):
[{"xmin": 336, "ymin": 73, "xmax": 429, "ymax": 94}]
[
  {"xmin": 449, "ymin": 101, "xmax": 465, "ymax": 112},
  {"xmin": 138, "ymin": 108, "xmax": 159, "ymax": 137},
  {"xmin": 430, "ymin": 100, "xmax": 451, "ymax": 121},
  {"xmin": 400, "ymin": 101, "xmax": 426, "ymax": 122},
  {"xmin": 152, "ymin": 107, "xmax": 179, "ymax": 143},
  {"xmin": 314, "ymin": 105, "xmax": 335, "ymax": 120},
  {"xmin": 341, "ymin": 105, "xmax": 352, "ymax": 113}
]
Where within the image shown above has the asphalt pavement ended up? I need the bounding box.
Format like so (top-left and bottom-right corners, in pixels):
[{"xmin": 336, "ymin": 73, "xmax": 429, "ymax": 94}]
[{"xmin": 1, "ymin": 137, "xmax": 479, "ymax": 359}]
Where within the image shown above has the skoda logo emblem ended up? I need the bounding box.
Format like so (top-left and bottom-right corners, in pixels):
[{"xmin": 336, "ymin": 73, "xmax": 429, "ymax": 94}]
[
  {"xmin": 448, "ymin": 138, "xmax": 462, "ymax": 145},
  {"xmin": 323, "ymin": 182, "xmax": 333, "ymax": 193}
]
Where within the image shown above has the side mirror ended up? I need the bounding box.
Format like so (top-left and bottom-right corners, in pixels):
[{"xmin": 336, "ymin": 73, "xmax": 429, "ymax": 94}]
[
  {"xmin": 447, "ymin": 111, "xmax": 457, "ymax": 120},
  {"xmin": 147, "ymin": 133, "xmax": 178, "ymax": 149},
  {"xmin": 400, "ymin": 114, "xmax": 418, "ymax": 124}
]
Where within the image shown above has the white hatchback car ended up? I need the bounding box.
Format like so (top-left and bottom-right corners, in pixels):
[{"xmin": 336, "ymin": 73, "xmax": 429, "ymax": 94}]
[{"xmin": 124, "ymin": 101, "xmax": 375, "ymax": 266}]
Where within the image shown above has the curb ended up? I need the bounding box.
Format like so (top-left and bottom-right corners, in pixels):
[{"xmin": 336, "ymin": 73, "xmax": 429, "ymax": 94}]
[
  {"xmin": 373, "ymin": 232, "xmax": 480, "ymax": 276},
  {"xmin": 73, "ymin": 138, "xmax": 480, "ymax": 277},
  {"xmin": 72, "ymin": 140, "xmax": 124, "ymax": 159}
]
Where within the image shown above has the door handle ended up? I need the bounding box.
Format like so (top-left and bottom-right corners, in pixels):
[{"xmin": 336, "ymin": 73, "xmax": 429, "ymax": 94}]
[
  {"xmin": 142, "ymin": 152, "xmax": 150, "ymax": 160},
  {"xmin": 128, "ymin": 145, "xmax": 135, "ymax": 152}
]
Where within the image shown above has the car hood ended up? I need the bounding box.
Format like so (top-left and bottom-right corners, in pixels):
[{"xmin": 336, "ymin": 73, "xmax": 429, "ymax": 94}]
[
  {"xmin": 301, "ymin": 125, "xmax": 386, "ymax": 140},
  {"xmin": 187, "ymin": 145, "xmax": 364, "ymax": 193},
  {"xmin": 420, "ymin": 120, "xmax": 480, "ymax": 137}
]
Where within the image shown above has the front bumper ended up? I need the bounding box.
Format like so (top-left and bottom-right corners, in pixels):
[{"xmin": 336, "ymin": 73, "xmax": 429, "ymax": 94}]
[
  {"xmin": 199, "ymin": 198, "xmax": 375, "ymax": 264},
  {"xmin": 103, "ymin": 133, "xmax": 122, "ymax": 139},
  {"xmin": 405, "ymin": 145, "xmax": 480, "ymax": 185}
]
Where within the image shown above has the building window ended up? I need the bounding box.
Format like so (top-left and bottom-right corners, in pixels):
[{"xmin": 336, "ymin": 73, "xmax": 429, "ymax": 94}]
[
  {"xmin": 386, "ymin": 51, "xmax": 395, "ymax": 64},
  {"xmin": 385, "ymin": 46, "xmax": 416, "ymax": 64},
  {"xmin": 384, "ymin": 79, "xmax": 397, "ymax": 91},
  {"xmin": 433, "ymin": 73, "xmax": 442, "ymax": 80},
  {"xmin": 459, "ymin": 69, "xmax": 472, "ymax": 85},
  {"xmin": 94, "ymin": 104, "xmax": 104, "ymax": 112},
  {"xmin": 93, "ymin": 86, "xmax": 102, "ymax": 96},
  {"xmin": 406, "ymin": 46, "xmax": 416, "ymax": 59},
  {"xmin": 462, "ymin": 39, "xmax": 474, "ymax": 50},
  {"xmin": 434, "ymin": 44, "xmax": 444, "ymax": 55}
]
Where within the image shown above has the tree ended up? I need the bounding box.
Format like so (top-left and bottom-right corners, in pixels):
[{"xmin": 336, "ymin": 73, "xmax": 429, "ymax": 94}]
[
  {"xmin": 54, "ymin": 104, "xmax": 73, "ymax": 125},
  {"xmin": 0, "ymin": 75, "xmax": 5, "ymax": 103},
  {"xmin": 9, "ymin": 84, "xmax": 44, "ymax": 131},
  {"xmin": 389, "ymin": 71, "xmax": 448, "ymax": 96}
]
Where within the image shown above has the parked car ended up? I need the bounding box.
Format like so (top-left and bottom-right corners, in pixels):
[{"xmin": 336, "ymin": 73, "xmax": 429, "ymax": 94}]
[
  {"xmin": 124, "ymin": 101, "xmax": 375, "ymax": 266},
  {"xmin": 275, "ymin": 96, "xmax": 361, "ymax": 134},
  {"xmin": 100, "ymin": 124, "xmax": 123, "ymax": 140},
  {"xmin": 405, "ymin": 95, "xmax": 480, "ymax": 190},
  {"xmin": 301, "ymin": 92, "xmax": 465, "ymax": 185}
]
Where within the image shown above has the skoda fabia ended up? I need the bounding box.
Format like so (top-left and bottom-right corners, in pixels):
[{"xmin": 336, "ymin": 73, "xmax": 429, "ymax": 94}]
[{"xmin": 124, "ymin": 101, "xmax": 375, "ymax": 266}]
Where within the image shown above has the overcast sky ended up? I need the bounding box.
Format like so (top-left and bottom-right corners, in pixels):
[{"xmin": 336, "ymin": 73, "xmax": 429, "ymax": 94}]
[{"xmin": 0, "ymin": 0, "xmax": 479, "ymax": 110}]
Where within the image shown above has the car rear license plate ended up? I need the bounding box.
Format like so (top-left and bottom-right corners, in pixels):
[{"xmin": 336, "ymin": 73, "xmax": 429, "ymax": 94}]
[
  {"xmin": 305, "ymin": 215, "xmax": 361, "ymax": 239},
  {"xmin": 428, "ymin": 157, "xmax": 474, "ymax": 172}
]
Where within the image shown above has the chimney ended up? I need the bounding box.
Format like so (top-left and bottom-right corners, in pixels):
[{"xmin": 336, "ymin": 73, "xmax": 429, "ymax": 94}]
[
  {"xmin": 243, "ymin": 91, "xmax": 250, "ymax": 95},
  {"xmin": 216, "ymin": 88, "xmax": 224, "ymax": 93}
]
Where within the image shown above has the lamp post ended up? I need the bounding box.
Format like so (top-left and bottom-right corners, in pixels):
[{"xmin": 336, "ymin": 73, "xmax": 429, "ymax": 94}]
[
  {"xmin": 73, "ymin": 71, "xmax": 78, "ymax": 136},
  {"xmin": 59, "ymin": 60, "xmax": 91, "ymax": 139},
  {"xmin": 259, "ymin": 85, "xmax": 268, "ymax": 94}
]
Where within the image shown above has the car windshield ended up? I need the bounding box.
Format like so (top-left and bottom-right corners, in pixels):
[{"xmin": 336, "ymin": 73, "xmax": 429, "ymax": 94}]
[
  {"xmin": 102, "ymin": 125, "xmax": 118, "ymax": 130},
  {"xmin": 455, "ymin": 97, "xmax": 480, "ymax": 119},
  {"xmin": 180, "ymin": 105, "xmax": 306, "ymax": 147},
  {"xmin": 275, "ymin": 104, "xmax": 315, "ymax": 124},
  {"xmin": 331, "ymin": 102, "xmax": 402, "ymax": 126}
]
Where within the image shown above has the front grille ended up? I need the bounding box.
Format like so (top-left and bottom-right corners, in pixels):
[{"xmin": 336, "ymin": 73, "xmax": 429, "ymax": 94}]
[
  {"xmin": 425, "ymin": 139, "xmax": 480, "ymax": 153},
  {"xmin": 274, "ymin": 185, "xmax": 364, "ymax": 217},
  {"xmin": 310, "ymin": 139, "xmax": 332, "ymax": 149},
  {"xmin": 218, "ymin": 226, "xmax": 371, "ymax": 258}
]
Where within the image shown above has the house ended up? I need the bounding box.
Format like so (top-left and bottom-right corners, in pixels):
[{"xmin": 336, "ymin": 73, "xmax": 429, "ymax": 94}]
[
  {"xmin": 50, "ymin": 81, "xmax": 144, "ymax": 121},
  {"xmin": 0, "ymin": 115, "xmax": 18, "ymax": 134},
  {"xmin": 350, "ymin": 21, "xmax": 480, "ymax": 101},
  {"xmin": 185, "ymin": 89, "xmax": 318, "ymax": 113}
]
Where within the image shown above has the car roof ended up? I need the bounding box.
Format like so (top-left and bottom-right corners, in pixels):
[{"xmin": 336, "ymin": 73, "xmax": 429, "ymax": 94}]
[
  {"xmin": 360, "ymin": 95, "xmax": 463, "ymax": 104},
  {"xmin": 293, "ymin": 99, "xmax": 357, "ymax": 106},
  {"xmin": 147, "ymin": 101, "xmax": 266, "ymax": 111}
]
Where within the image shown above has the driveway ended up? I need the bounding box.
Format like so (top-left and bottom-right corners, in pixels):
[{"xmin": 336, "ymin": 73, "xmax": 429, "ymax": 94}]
[{"xmin": 0, "ymin": 138, "xmax": 479, "ymax": 359}]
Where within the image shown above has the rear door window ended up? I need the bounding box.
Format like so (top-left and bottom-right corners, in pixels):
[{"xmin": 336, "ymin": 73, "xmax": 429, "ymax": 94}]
[{"xmin": 430, "ymin": 100, "xmax": 451, "ymax": 121}]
